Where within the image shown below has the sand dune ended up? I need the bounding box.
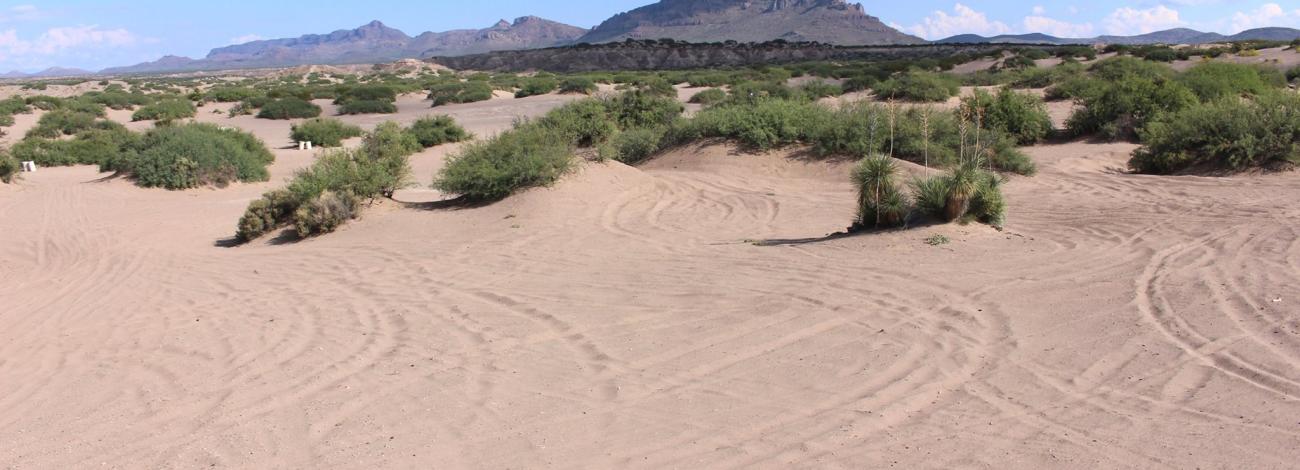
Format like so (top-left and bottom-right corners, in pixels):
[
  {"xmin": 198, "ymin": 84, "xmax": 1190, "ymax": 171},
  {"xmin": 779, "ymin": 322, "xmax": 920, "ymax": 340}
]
[{"xmin": 2, "ymin": 95, "xmax": 1299, "ymax": 468}]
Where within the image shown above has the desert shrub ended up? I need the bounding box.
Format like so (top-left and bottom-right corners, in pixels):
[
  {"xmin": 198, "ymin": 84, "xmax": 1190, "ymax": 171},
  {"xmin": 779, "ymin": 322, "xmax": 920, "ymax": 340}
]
[
  {"xmin": 124, "ymin": 123, "xmax": 274, "ymax": 189},
  {"xmin": 800, "ymin": 81, "xmax": 843, "ymax": 99},
  {"xmin": 606, "ymin": 90, "xmax": 684, "ymax": 129},
  {"xmin": 727, "ymin": 81, "xmax": 804, "ymax": 105},
  {"xmin": 912, "ymin": 158, "xmax": 1005, "ymax": 227},
  {"xmin": 689, "ymin": 88, "xmax": 727, "ymax": 105},
  {"xmin": 1066, "ymin": 63, "xmax": 1197, "ymax": 140},
  {"xmin": 236, "ymin": 189, "xmax": 296, "ymax": 242},
  {"xmin": 689, "ymin": 98, "xmax": 830, "ymax": 150},
  {"xmin": 335, "ymin": 84, "xmax": 397, "ymax": 105},
  {"xmin": 1130, "ymin": 92, "xmax": 1300, "ymax": 174},
  {"xmin": 0, "ymin": 149, "xmax": 18, "ymax": 183},
  {"xmin": 1178, "ymin": 62, "xmax": 1284, "ymax": 102},
  {"xmin": 687, "ymin": 73, "xmax": 730, "ymax": 87},
  {"xmin": 874, "ymin": 71, "xmax": 959, "ymax": 102},
  {"xmin": 293, "ymin": 190, "xmax": 360, "ymax": 238},
  {"xmin": 0, "ymin": 114, "xmax": 12, "ymax": 127},
  {"xmin": 842, "ymin": 75, "xmax": 878, "ymax": 93},
  {"xmin": 257, "ymin": 97, "xmax": 322, "ymax": 119},
  {"xmin": 536, "ymin": 99, "xmax": 618, "ymax": 146},
  {"xmin": 85, "ymin": 90, "xmax": 152, "ymax": 110},
  {"xmin": 131, "ymin": 99, "xmax": 196, "ymax": 122},
  {"xmin": 290, "ymin": 118, "xmax": 363, "ymax": 147},
  {"xmin": 961, "ymin": 89, "xmax": 1053, "ymax": 145},
  {"xmin": 515, "ymin": 76, "xmax": 559, "ymax": 98},
  {"xmin": 359, "ymin": 122, "xmax": 420, "ymax": 196},
  {"xmin": 25, "ymin": 95, "xmax": 62, "ymax": 111},
  {"xmin": 852, "ymin": 156, "xmax": 909, "ymax": 229},
  {"xmin": 0, "ymin": 96, "xmax": 32, "ymax": 115},
  {"xmin": 1045, "ymin": 76, "xmax": 1102, "ymax": 101},
  {"xmin": 429, "ymin": 81, "xmax": 494, "ymax": 106},
  {"xmin": 434, "ymin": 124, "xmax": 573, "ymax": 200},
  {"xmin": 625, "ymin": 76, "xmax": 676, "ymax": 97},
  {"xmin": 408, "ymin": 115, "xmax": 471, "ymax": 147},
  {"xmin": 600, "ymin": 127, "xmax": 665, "ymax": 164},
  {"xmin": 1018, "ymin": 48, "xmax": 1051, "ymax": 61},
  {"xmin": 559, "ymin": 77, "xmax": 598, "ymax": 94},
  {"xmin": 338, "ymin": 99, "xmax": 397, "ymax": 115},
  {"xmin": 27, "ymin": 110, "xmax": 99, "ymax": 138},
  {"xmin": 206, "ymin": 87, "xmax": 260, "ymax": 103},
  {"xmin": 60, "ymin": 98, "xmax": 107, "ymax": 116},
  {"xmin": 1289, "ymin": 65, "xmax": 1300, "ymax": 83},
  {"xmin": 16, "ymin": 122, "xmax": 143, "ymax": 169}
]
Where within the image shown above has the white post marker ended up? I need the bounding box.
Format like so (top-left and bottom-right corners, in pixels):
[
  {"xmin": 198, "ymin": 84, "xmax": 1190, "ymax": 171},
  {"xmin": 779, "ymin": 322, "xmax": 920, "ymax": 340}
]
[
  {"xmin": 306, "ymin": 141, "xmax": 313, "ymax": 150},
  {"xmin": 21, "ymin": 161, "xmax": 36, "ymax": 172},
  {"xmin": 298, "ymin": 141, "xmax": 306, "ymax": 150}
]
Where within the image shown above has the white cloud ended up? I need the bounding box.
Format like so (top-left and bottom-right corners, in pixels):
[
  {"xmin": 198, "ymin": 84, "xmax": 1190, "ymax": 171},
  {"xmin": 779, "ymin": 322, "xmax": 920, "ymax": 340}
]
[
  {"xmin": 0, "ymin": 4, "xmax": 45, "ymax": 22},
  {"xmin": 0, "ymin": 25, "xmax": 140, "ymax": 63},
  {"xmin": 1032, "ymin": 6, "xmax": 1046, "ymax": 16},
  {"xmin": 907, "ymin": 3, "xmax": 1011, "ymax": 40},
  {"xmin": 1229, "ymin": 3, "xmax": 1300, "ymax": 33},
  {"xmin": 229, "ymin": 34, "xmax": 265, "ymax": 45},
  {"xmin": 1023, "ymin": 15, "xmax": 1094, "ymax": 38},
  {"xmin": 1102, "ymin": 6, "xmax": 1184, "ymax": 35}
]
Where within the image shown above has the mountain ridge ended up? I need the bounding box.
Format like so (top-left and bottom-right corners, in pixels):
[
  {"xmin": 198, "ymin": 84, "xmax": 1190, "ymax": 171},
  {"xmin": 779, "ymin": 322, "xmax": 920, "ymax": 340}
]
[
  {"xmin": 579, "ymin": 0, "xmax": 922, "ymax": 45},
  {"xmin": 938, "ymin": 27, "xmax": 1300, "ymax": 45}
]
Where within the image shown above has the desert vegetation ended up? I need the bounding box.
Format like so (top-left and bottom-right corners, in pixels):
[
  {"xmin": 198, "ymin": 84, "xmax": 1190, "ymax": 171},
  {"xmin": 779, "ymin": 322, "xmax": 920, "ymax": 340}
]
[
  {"xmin": 290, "ymin": 118, "xmax": 364, "ymax": 147},
  {"xmin": 257, "ymin": 97, "xmax": 323, "ymax": 119}
]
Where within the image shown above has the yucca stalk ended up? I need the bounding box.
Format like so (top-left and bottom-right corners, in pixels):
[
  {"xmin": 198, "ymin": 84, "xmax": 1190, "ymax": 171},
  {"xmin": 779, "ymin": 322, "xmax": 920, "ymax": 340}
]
[
  {"xmin": 920, "ymin": 106, "xmax": 931, "ymax": 176},
  {"xmin": 886, "ymin": 98, "xmax": 897, "ymax": 158}
]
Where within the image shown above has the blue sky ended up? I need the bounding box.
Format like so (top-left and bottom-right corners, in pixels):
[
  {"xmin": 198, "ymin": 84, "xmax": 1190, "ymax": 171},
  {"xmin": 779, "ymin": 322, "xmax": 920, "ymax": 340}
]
[{"xmin": 1, "ymin": 1, "xmax": 1298, "ymax": 72}]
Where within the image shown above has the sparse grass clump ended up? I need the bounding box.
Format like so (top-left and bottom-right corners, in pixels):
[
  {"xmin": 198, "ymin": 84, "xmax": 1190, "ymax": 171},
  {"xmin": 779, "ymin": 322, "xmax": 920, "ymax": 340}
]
[
  {"xmin": 408, "ymin": 115, "xmax": 471, "ymax": 148},
  {"xmin": 873, "ymin": 71, "xmax": 960, "ymax": 102},
  {"xmin": 1130, "ymin": 92, "xmax": 1300, "ymax": 174},
  {"xmin": 257, "ymin": 97, "xmax": 322, "ymax": 119},
  {"xmin": 290, "ymin": 118, "xmax": 364, "ymax": 147},
  {"xmin": 131, "ymin": 98, "xmax": 196, "ymax": 122}
]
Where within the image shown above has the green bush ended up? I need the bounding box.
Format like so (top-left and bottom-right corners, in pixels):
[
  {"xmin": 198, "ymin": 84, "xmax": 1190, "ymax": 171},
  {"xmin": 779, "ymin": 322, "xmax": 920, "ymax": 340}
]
[
  {"xmin": 338, "ymin": 99, "xmax": 397, "ymax": 115},
  {"xmin": 1066, "ymin": 62, "xmax": 1197, "ymax": 140},
  {"xmin": 535, "ymin": 99, "xmax": 618, "ymax": 146},
  {"xmin": 1130, "ymin": 92, "xmax": 1300, "ymax": 174},
  {"xmin": 727, "ymin": 81, "xmax": 804, "ymax": 105},
  {"xmin": 237, "ymin": 189, "xmax": 297, "ymax": 242},
  {"xmin": 434, "ymin": 124, "xmax": 573, "ymax": 200},
  {"xmin": 689, "ymin": 88, "xmax": 727, "ymax": 105},
  {"xmin": 689, "ymin": 98, "xmax": 830, "ymax": 150},
  {"xmin": 359, "ymin": 122, "xmax": 420, "ymax": 197},
  {"xmin": 607, "ymin": 90, "xmax": 684, "ymax": 130},
  {"xmin": 0, "ymin": 96, "xmax": 32, "ymax": 115},
  {"xmin": 842, "ymin": 75, "xmax": 878, "ymax": 93},
  {"xmin": 131, "ymin": 99, "xmax": 196, "ymax": 122},
  {"xmin": 290, "ymin": 118, "xmax": 364, "ymax": 147},
  {"xmin": 293, "ymin": 190, "xmax": 359, "ymax": 238},
  {"xmin": 408, "ymin": 115, "xmax": 471, "ymax": 148},
  {"xmin": 799, "ymin": 81, "xmax": 843, "ymax": 99},
  {"xmin": 1178, "ymin": 62, "xmax": 1284, "ymax": 102},
  {"xmin": 429, "ymin": 81, "xmax": 494, "ymax": 106},
  {"xmin": 125, "ymin": 123, "xmax": 274, "ymax": 189},
  {"xmin": 27, "ymin": 110, "xmax": 99, "ymax": 138},
  {"xmin": 0, "ymin": 149, "xmax": 18, "ymax": 183},
  {"xmin": 335, "ymin": 84, "xmax": 397, "ymax": 105},
  {"xmin": 961, "ymin": 88, "xmax": 1053, "ymax": 145},
  {"xmin": 206, "ymin": 87, "xmax": 260, "ymax": 103},
  {"xmin": 1045, "ymin": 76, "xmax": 1102, "ymax": 101},
  {"xmin": 85, "ymin": 90, "xmax": 152, "ymax": 110},
  {"xmin": 257, "ymin": 97, "xmax": 322, "ymax": 119},
  {"xmin": 1288, "ymin": 65, "xmax": 1300, "ymax": 83},
  {"xmin": 516, "ymin": 76, "xmax": 559, "ymax": 98},
  {"xmin": 874, "ymin": 71, "xmax": 960, "ymax": 102},
  {"xmin": 559, "ymin": 77, "xmax": 598, "ymax": 94},
  {"xmin": 600, "ymin": 127, "xmax": 665, "ymax": 164}
]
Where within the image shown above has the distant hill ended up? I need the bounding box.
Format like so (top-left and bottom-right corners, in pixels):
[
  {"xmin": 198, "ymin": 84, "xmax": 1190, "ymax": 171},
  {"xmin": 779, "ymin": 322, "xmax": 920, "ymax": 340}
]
[
  {"xmin": 0, "ymin": 67, "xmax": 94, "ymax": 79},
  {"xmin": 579, "ymin": 0, "xmax": 922, "ymax": 45},
  {"xmin": 939, "ymin": 27, "xmax": 1300, "ymax": 45},
  {"xmin": 102, "ymin": 18, "xmax": 586, "ymax": 75}
]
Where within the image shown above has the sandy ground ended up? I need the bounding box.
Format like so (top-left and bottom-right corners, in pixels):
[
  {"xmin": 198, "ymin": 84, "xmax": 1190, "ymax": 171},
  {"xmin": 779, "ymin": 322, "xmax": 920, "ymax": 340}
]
[{"xmin": 2, "ymin": 89, "xmax": 1300, "ymax": 469}]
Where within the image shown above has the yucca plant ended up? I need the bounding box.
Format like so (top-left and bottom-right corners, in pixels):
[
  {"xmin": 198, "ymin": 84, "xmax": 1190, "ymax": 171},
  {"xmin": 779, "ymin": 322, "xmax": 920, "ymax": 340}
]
[
  {"xmin": 945, "ymin": 157, "xmax": 982, "ymax": 221},
  {"xmin": 852, "ymin": 155, "xmax": 908, "ymax": 228},
  {"xmin": 910, "ymin": 175, "xmax": 951, "ymax": 219}
]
